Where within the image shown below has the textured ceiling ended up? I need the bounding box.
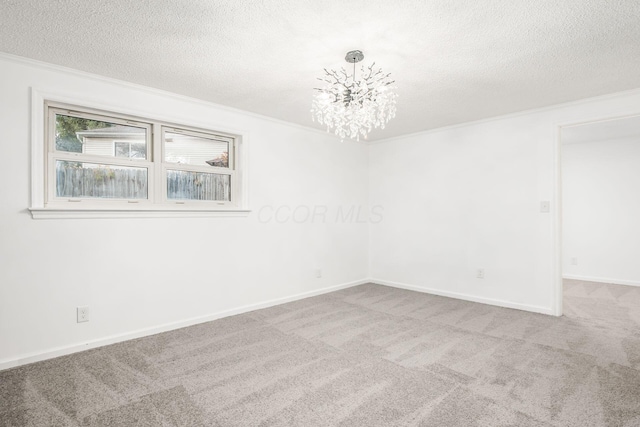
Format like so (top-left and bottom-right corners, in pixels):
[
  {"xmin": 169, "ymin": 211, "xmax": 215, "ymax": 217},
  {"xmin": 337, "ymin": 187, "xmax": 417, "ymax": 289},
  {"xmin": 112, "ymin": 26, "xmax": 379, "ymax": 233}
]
[{"xmin": 1, "ymin": 0, "xmax": 639, "ymax": 141}]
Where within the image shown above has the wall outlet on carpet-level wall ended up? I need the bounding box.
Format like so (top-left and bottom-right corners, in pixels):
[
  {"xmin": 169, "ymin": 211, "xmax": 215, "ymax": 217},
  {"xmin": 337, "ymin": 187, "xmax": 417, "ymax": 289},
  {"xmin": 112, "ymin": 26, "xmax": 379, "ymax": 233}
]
[
  {"xmin": 314, "ymin": 269, "xmax": 322, "ymax": 278},
  {"xmin": 77, "ymin": 306, "xmax": 90, "ymax": 323},
  {"xmin": 476, "ymin": 269, "xmax": 485, "ymax": 279},
  {"xmin": 571, "ymin": 257, "xmax": 578, "ymax": 265}
]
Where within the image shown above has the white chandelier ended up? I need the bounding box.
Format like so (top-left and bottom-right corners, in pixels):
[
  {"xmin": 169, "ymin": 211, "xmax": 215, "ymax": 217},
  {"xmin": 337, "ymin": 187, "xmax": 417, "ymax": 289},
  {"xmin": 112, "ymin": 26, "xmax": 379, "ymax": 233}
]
[{"xmin": 311, "ymin": 50, "xmax": 398, "ymax": 141}]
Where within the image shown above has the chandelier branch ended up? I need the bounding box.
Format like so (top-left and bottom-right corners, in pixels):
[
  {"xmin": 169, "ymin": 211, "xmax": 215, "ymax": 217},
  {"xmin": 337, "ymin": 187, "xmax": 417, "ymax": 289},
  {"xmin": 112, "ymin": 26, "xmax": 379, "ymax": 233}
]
[{"xmin": 311, "ymin": 50, "xmax": 398, "ymax": 142}]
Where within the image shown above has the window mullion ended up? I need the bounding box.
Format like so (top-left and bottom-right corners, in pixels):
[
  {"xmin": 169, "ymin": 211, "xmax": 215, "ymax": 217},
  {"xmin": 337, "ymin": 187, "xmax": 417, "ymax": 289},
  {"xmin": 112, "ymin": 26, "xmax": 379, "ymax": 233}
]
[
  {"xmin": 153, "ymin": 123, "xmax": 164, "ymax": 205},
  {"xmin": 51, "ymin": 153, "xmax": 153, "ymax": 168},
  {"xmin": 165, "ymin": 164, "xmax": 233, "ymax": 175}
]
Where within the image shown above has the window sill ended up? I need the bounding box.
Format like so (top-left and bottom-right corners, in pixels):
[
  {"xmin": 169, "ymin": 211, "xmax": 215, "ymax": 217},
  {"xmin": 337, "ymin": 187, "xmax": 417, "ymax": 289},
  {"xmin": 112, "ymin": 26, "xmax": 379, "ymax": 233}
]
[{"xmin": 29, "ymin": 207, "xmax": 252, "ymax": 219}]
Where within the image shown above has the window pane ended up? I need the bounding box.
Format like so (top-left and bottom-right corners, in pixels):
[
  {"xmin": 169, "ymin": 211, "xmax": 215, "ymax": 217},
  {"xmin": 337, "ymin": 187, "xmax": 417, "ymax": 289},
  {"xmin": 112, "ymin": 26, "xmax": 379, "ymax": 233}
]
[
  {"xmin": 167, "ymin": 170, "xmax": 230, "ymax": 201},
  {"xmin": 115, "ymin": 141, "xmax": 146, "ymax": 159},
  {"xmin": 164, "ymin": 131, "xmax": 229, "ymax": 168},
  {"xmin": 55, "ymin": 160, "xmax": 148, "ymax": 199},
  {"xmin": 55, "ymin": 114, "xmax": 147, "ymax": 159}
]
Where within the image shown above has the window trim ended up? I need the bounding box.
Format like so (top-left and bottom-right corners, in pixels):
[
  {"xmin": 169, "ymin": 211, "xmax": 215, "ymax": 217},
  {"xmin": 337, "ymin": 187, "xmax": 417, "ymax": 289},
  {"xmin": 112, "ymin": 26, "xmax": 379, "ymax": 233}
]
[{"xmin": 30, "ymin": 88, "xmax": 250, "ymax": 219}]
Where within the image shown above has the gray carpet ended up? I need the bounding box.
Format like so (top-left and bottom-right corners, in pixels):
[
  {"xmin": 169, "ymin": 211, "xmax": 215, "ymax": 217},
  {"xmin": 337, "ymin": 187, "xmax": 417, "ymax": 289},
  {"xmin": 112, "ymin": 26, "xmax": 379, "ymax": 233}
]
[{"xmin": 1, "ymin": 281, "xmax": 640, "ymax": 426}]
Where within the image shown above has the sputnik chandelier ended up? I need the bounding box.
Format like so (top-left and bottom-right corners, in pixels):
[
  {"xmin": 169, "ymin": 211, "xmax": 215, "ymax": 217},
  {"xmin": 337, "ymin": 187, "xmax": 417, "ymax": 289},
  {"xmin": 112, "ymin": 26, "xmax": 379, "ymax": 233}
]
[{"xmin": 311, "ymin": 50, "xmax": 398, "ymax": 141}]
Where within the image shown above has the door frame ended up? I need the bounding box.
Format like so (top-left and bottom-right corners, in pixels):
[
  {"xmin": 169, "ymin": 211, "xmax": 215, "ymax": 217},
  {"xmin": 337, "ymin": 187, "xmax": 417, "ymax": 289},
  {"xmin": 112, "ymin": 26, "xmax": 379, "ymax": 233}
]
[{"xmin": 552, "ymin": 112, "xmax": 640, "ymax": 316}]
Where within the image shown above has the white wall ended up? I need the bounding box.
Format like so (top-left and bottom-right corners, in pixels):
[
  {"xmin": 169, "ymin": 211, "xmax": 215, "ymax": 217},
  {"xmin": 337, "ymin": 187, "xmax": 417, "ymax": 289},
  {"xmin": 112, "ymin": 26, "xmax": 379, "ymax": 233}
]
[
  {"xmin": 2, "ymin": 53, "xmax": 640, "ymax": 370},
  {"xmin": 369, "ymin": 90, "xmax": 640, "ymax": 314},
  {"xmin": 562, "ymin": 136, "xmax": 640, "ymax": 286},
  {"xmin": 0, "ymin": 55, "xmax": 369, "ymax": 368}
]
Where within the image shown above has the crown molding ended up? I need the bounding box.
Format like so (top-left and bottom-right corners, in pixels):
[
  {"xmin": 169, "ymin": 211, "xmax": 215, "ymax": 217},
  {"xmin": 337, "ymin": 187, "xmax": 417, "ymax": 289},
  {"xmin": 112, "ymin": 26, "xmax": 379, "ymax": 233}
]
[
  {"xmin": 0, "ymin": 51, "xmax": 337, "ymax": 140},
  {"xmin": 369, "ymin": 87, "xmax": 640, "ymax": 145}
]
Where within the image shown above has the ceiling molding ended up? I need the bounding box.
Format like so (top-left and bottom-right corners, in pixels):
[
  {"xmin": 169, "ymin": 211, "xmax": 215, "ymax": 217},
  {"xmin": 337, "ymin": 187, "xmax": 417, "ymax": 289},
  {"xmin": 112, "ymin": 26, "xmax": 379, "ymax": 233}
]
[
  {"xmin": 0, "ymin": 52, "xmax": 335, "ymax": 141},
  {"xmin": 2, "ymin": 1, "xmax": 638, "ymax": 142},
  {"xmin": 368, "ymin": 87, "xmax": 640, "ymax": 146}
]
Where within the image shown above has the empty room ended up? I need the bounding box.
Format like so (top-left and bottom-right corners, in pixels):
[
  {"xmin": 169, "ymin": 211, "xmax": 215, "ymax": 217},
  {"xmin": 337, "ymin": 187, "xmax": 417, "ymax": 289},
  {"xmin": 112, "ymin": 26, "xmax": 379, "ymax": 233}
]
[{"xmin": 1, "ymin": 1, "xmax": 639, "ymax": 426}]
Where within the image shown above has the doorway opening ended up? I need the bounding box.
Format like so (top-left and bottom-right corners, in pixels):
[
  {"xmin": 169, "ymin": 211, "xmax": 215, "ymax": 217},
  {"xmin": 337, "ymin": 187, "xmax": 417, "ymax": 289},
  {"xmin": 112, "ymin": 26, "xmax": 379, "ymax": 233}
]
[{"xmin": 557, "ymin": 114, "xmax": 640, "ymax": 324}]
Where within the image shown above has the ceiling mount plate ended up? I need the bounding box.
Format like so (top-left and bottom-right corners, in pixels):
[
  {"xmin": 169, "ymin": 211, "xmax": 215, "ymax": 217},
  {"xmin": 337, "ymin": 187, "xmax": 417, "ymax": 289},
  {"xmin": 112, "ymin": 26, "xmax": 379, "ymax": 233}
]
[{"xmin": 345, "ymin": 50, "xmax": 364, "ymax": 64}]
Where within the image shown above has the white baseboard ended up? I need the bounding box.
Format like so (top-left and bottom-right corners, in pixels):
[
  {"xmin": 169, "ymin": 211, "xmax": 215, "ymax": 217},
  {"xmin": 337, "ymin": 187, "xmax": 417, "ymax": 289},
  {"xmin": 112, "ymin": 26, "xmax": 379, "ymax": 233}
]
[
  {"xmin": 0, "ymin": 279, "xmax": 368, "ymax": 371},
  {"xmin": 562, "ymin": 274, "xmax": 640, "ymax": 287},
  {"xmin": 370, "ymin": 278, "xmax": 555, "ymax": 316}
]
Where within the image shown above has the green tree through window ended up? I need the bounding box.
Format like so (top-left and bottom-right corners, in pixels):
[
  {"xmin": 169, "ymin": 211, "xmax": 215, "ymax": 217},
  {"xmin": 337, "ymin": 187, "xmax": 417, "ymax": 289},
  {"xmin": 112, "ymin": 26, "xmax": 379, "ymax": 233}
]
[{"xmin": 55, "ymin": 115, "xmax": 111, "ymax": 153}]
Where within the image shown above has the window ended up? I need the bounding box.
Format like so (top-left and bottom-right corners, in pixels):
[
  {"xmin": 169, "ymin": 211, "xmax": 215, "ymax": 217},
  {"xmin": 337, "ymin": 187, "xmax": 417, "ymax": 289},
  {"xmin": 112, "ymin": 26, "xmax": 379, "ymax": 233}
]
[
  {"xmin": 31, "ymin": 99, "xmax": 247, "ymax": 218},
  {"xmin": 163, "ymin": 127, "xmax": 232, "ymax": 202},
  {"xmin": 50, "ymin": 109, "xmax": 151, "ymax": 201},
  {"xmin": 115, "ymin": 141, "xmax": 146, "ymax": 159}
]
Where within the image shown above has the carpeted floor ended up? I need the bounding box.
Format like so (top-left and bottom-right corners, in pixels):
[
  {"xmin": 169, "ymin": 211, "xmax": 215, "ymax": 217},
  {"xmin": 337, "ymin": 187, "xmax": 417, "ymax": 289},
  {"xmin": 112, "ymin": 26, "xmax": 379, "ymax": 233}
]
[{"xmin": 1, "ymin": 280, "xmax": 640, "ymax": 426}]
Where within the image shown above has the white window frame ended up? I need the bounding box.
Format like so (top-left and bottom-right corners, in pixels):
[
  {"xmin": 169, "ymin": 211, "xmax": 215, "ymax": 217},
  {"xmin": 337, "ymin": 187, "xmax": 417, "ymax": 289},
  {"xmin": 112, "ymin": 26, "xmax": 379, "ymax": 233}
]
[
  {"xmin": 30, "ymin": 89, "xmax": 250, "ymax": 219},
  {"xmin": 161, "ymin": 126, "xmax": 236, "ymax": 206},
  {"xmin": 46, "ymin": 105, "xmax": 154, "ymax": 207}
]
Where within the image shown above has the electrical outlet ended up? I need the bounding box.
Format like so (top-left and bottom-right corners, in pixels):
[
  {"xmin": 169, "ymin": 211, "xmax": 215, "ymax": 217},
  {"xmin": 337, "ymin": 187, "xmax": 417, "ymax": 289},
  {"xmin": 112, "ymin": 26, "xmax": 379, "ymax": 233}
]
[
  {"xmin": 77, "ymin": 306, "xmax": 90, "ymax": 323},
  {"xmin": 571, "ymin": 257, "xmax": 578, "ymax": 265},
  {"xmin": 315, "ymin": 269, "xmax": 322, "ymax": 278},
  {"xmin": 476, "ymin": 269, "xmax": 485, "ymax": 279}
]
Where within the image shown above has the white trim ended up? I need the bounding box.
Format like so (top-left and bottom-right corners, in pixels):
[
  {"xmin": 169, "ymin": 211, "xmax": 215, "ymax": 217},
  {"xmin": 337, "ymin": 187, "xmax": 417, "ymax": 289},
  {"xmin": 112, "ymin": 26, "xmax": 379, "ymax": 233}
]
[
  {"xmin": 0, "ymin": 279, "xmax": 369, "ymax": 371},
  {"xmin": 552, "ymin": 122, "xmax": 564, "ymax": 316},
  {"xmin": 29, "ymin": 208, "xmax": 252, "ymax": 219},
  {"xmin": 562, "ymin": 134, "xmax": 640, "ymax": 146},
  {"xmin": 9, "ymin": 52, "xmax": 640, "ymax": 145},
  {"xmin": 31, "ymin": 89, "xmax": 251, "ymax": 215},
  {"xmin": 370, "ymin": 278, "xmax": 555, "ymax": 316},
  {"xmin": 369, "ymin": 87, "xmax": 640, "ymax": 145},
  {"xmin": 563, "ymin": 275, "xmax": 640, "ymax": 288},
  {"xmin": 237, "ymin": 131, "xmax": 250, "ymax": 210},
  {"xmin": 553, "ymin": 111, "xmax": 640, "ymax": 317},
  {"xmin": 31, "ymin": 88, "xmax": 45, "ymax": 209},
  {"xmin": 36, "ymin": 90, "xmax": 248, "ymax": 157},
  {"xmin": 2, "ymin": 52, "xmax": 330, "ymax": 139}
]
